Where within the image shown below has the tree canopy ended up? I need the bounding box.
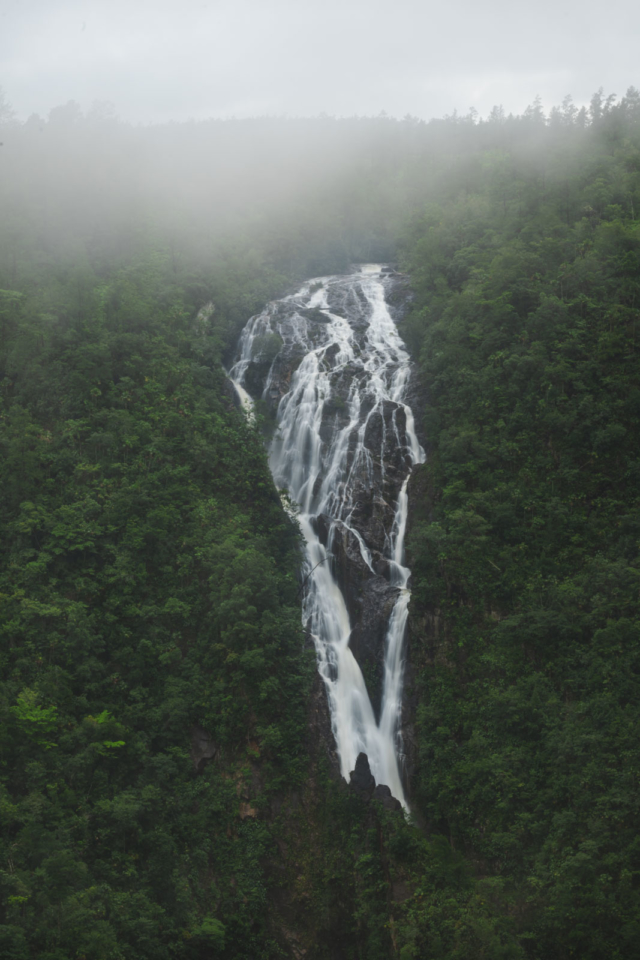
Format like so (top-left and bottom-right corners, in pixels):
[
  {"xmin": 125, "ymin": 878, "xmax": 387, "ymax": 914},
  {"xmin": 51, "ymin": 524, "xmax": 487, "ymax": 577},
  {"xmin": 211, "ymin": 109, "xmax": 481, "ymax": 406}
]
[{"xmin": 1, "ymin": 86, "xmax": 640, "ymax": 958}]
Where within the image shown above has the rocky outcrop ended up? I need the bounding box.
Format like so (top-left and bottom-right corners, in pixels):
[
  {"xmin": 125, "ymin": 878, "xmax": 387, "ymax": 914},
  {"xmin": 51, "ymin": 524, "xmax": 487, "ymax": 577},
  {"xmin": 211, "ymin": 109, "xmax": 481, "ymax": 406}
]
[
  {"xmin": 373, "ymin": 783, "xmax": 403, "ymax": 813},
  {"xmin": 307, "ymin": 670, "xmax": 341, "ymax": 778},
  {"xmin": 347, "ymin": 576, "xmax": 399, "ymax": 717},
  {"xmin": 383, "ymin": 271, "xmax": 414, "ymax": 324},
  {"xmin": 349, "ymin": 752, "xmax": 375, "ymax": 799},
  {"xmin": 349, "ymin": 753, "xmax": 403, "ymax": 812}
]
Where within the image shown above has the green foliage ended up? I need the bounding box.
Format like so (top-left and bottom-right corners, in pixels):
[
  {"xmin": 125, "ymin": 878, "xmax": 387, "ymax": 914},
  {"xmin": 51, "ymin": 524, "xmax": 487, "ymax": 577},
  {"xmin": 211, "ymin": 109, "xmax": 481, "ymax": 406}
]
[
  {"xmin": 10, "ymin": 690, "xmax": 59, "ymax": 749},
  {"xmin": 401, "ymin": 99, "xmax": 640, "ymax": 958},
  {"xmin": 0, "ymin": 252, "xmax": 311, "ymax": 959},
  {"xmin": 3, "ymin": 85, "xmax": 640, "ymax": 958},
  {"xmin": 257, "ymin": 755, "xmax": 526, "ymax": 960}
]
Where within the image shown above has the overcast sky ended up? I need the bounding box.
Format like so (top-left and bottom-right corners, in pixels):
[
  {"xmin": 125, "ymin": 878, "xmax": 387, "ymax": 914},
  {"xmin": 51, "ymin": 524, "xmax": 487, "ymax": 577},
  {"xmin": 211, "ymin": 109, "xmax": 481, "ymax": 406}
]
[{"xmin": 1, "ymin": 0, "xmax": 639, "ymax": 124}]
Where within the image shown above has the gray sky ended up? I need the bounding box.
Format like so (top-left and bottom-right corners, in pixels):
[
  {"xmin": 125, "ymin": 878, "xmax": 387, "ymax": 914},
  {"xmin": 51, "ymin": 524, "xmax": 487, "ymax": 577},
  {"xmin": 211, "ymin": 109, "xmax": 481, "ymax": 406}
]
[{"xmin": 1, "ymin": 0, "xmax": 638, "ymax": 123}]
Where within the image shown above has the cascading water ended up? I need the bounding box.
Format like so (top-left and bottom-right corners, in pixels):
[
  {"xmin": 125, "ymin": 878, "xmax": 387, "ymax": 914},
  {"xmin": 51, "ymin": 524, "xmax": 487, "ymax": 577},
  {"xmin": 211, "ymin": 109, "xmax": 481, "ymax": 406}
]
[{"xmin": 230, "ymin": 265, "xmax": 425, "ymax": 807}]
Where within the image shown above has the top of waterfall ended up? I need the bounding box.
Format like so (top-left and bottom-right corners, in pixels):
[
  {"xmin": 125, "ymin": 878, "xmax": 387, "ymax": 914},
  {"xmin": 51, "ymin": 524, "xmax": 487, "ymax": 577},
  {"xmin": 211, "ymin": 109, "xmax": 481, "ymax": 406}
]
[{"xmin": 357, "ymin": 263, "xmax": 383, "ymax": 274}]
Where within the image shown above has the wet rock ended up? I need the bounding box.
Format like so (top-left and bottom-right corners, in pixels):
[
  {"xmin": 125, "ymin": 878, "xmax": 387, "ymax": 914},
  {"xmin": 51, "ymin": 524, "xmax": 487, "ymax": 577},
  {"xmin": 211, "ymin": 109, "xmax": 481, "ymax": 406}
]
[
  {"xmin": 373, "ymin": 556, "xmax": 390, "ymax": 578},
  {"xmin": 327, "ymin": 520, "xmax": 372, "ymax": 619},
  {"xmin": 363, "ymin": 408, "xmax": 385, "ymax": 452},
  {"xmin": 349, "ymin": 757, "xmax": 403, "ymax": 810},
  {"xmin": 349, "ymin": 753, "xmax": 375, "ymax": 799},
  {"xmin": 312, "ymin": 513, "xmax": 331, "ymax": 549},
  {"xmin": 382, "ymin": 271, "xmax": 415, "ymax": 324},
  {"xmin": 373, "ymin": 783, "xmax": 403, "ymax": 813},
  {"xmin": 307, "ymin": 671, "xmax": 341, "ymax": 778},
  {"xmin": 302, "ymin": 306, "xmax": 331, "ymax": 324},
  {"xmin": 223, "ymin": 377, "xmax": 240, "ymax": 408},
  {"xmin": 354, "ymin": 495, "xmax": 395, "ymax": 557},
  {"xmin": 243, "ymin": 358, "xmax": 272, "ymax": 399},
  {"xmin": 348, "ymin": 576, "xmax": 400, "ymax": 715}
]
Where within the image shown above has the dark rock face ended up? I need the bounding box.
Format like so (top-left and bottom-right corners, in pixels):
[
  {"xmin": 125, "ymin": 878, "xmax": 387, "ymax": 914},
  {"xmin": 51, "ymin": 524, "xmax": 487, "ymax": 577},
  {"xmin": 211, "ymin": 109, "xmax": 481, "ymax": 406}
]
[
  {"xmin": 383, "ymin": 272, "xmax": 414, "ymax": 325},
  {"xmin": 348, "ymin": 576, "xmax": 399, "ymax": 716},
  {"xmin": 373, "ymin": 783, "xmax": 403, "ymax": 813},
  {"xmin": 349, "ymin": 753, "xmax": 403, "ymax": 811},
  {"xmin": 349, "ymin": 752, "xmax": 376, "ymax": 799},
  {"xmin": 307, "ymin": 671, "xmax": 341, "ymax": 778},
  {"xmin": 222, "ymin": 377, "xmax": 240, "ymax": 408}
]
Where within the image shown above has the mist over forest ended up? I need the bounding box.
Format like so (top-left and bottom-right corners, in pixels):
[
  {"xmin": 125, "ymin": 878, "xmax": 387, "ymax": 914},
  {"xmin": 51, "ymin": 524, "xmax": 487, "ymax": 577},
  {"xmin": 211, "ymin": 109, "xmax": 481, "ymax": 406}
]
[
  {"xmin": 1, "ymin": 77, "xmax": 640, "ymax": 960},
  {"xmin": 2, "ymin": 87, "xmax": 639, "ymax": 327}
]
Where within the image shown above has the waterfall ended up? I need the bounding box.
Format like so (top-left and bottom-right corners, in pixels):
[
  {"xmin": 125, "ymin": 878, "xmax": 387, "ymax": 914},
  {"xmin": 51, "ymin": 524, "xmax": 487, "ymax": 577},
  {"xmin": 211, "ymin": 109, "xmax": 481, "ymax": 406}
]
[{"xmin": 230, "ymin": 265, "xmax": 425, "ymax": 808}]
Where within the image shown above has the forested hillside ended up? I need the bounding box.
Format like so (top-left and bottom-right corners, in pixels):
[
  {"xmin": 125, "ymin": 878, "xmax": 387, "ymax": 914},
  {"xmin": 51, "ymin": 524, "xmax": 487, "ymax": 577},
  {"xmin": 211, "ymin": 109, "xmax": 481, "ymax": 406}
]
[
  {"xmin": 1, "ymin": 88, "xmax": 640, "ymax": 959},
  {"xmin": 401, "ymin": 90, "xmax": 640, "ymax": 958}
]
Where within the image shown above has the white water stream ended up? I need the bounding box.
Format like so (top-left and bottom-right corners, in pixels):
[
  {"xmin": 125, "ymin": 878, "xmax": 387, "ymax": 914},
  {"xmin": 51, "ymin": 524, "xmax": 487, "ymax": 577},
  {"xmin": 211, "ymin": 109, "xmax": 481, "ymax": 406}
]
[{"xmin": 230, "ymin": 265, "xmax": 424, "ymax": 807}]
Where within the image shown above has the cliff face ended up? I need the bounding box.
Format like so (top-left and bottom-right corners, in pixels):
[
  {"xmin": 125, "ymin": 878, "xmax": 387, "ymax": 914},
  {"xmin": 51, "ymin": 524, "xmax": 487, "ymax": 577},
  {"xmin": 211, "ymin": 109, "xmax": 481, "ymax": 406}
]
[
  {"xmin": 237, "ymin": 270, "xmax": 421, "ymax": 726},
  {"xmin": 221, "ymin": 269, "xmax": 435, "ymax": 959}
]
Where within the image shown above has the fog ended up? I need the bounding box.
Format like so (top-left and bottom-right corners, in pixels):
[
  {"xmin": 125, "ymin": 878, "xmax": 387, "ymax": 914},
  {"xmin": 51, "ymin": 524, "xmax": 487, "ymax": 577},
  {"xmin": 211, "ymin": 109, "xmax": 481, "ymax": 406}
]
[
  {"xmin": 2, "ymin": 0, "xmax": 639, "ymax": 124},
  {"xmin": 2, "ymin": 0, "xmax": 638, "ymax": 295},
  {"xmin": 2, "ymin": 88, "xmax": 638, "ymax": 304},
  {"xmin": 2, "ymin": 0, "xmax": 639, "ymax": 331}
]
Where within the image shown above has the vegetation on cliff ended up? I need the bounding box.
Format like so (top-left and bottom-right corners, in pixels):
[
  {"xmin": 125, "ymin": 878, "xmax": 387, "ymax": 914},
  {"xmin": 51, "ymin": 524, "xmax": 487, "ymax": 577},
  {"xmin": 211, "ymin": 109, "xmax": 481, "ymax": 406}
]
[
  {"xmin": 1, "ymin": 88, "xmax": 640, "ymax": 958},
  {"xmin": 0, "ymin": 253, "xmax": 315, "ymax": 957},
  {"xmin": 402, "ymin": 89, "xmax": 640, "ymax": 958}
]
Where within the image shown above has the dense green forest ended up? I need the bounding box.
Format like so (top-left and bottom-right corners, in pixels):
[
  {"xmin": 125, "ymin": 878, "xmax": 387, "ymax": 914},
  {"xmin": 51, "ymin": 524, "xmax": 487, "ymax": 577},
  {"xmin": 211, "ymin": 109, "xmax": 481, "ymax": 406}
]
[
  {"xmin": 1, "ymin": 87, "xmax": 640, "ymax": 958},
  {"xmin": 401, "ymin": 88, "xmax": 640, "ymax": 958}
]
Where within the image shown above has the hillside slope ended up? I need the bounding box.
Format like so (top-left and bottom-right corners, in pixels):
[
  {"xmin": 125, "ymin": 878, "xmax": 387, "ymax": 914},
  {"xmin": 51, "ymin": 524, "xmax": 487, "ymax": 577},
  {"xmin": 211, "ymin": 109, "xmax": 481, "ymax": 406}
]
[{"xmin": 402, "ymin": 98, "xmax": 640, "ymax": 959}]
